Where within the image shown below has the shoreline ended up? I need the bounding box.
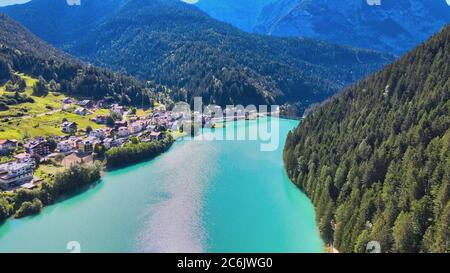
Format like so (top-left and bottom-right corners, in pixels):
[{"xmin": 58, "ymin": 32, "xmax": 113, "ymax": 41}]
[{"xmin": 0, "ymin": 135, "xmax": 175, "ymax": 223}]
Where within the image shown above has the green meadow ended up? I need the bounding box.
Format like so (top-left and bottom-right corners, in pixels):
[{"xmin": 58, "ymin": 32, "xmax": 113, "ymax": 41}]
[{"xmin": 0, "ymin": 74, "xmax": 108, "ymax": 140}]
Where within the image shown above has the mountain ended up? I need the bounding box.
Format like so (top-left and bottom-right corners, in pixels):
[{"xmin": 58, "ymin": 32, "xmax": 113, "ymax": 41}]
[
  {"xmin": 189, "ymin": 0, "xmax": 450, "ymax": 55},
  {"xmin": 0, "ymin": 13, "xmax": 163, "ymax": 107},
  {"xmin": 254, "ymin": 0, "xmax": 450, "ymax": 54},
  {"xmin": 1, "ymin": 0, "xmax": 392, "ymax": 110},
  {"xmin": 284, "ymin": 25, "xmax": 450, "ymax": 253},
  {"xmin": 193, "ymin": 0, "xmax": 273, "ymax": 32},
  {"xmin": 1, "ymin": 0, "xmax": 127, "ymax": 47}
]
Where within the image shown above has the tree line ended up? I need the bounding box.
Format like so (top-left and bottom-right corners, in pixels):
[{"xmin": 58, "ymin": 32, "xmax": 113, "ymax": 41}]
[
  {"xmin": 105, "ymin": 135, "xmax": 174, "ymax": 169},
  {"xmin": 0, "ymin": 163, "xmax": 101, "ymax": 221},
  {"xmin": 284, "ymin": 26, "xmax": 450, "ymax": 253}
]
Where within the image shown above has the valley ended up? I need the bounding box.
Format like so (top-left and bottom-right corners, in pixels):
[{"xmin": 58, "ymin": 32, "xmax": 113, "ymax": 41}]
[{"xmin": 0, "ymin": 0, "xmax": 448, "ymax": 254}]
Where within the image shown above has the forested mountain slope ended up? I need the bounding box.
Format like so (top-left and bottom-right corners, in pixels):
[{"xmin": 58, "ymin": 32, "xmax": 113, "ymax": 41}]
[
  {"xmin": 284, "ymin": 25, "xmax": 450, "ymax": 253},
  {"xmin": 1, "ymin": 0, "xmax": 392, "ymax": 109},
  {"xmin": 72, "ymin": 0, "xmax": 391, "ymax": 108},
  {"xmin": 0, "ymin": 13, "xmax": 165, "ymax": 107},
  {"xmin": 0, "ymin": 0, "xmax": 127, "ymax": 47}
]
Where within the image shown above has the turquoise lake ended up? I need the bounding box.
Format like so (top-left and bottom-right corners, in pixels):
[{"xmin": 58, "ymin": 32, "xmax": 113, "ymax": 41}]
[{"xmin": 0, "ymin": 118, "xmax": 323, "ymax": 253}]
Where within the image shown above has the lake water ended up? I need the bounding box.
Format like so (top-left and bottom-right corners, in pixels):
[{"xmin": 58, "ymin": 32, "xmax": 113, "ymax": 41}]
[{"xmin": 0, "ymin": 118, "xmax": 323, "ymax": 253}]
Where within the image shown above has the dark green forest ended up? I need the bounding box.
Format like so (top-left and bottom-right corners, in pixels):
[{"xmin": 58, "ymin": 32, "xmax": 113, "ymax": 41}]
[
  {"xmin": 2, "ymin": 0, "xmax": 392, "ymax": 111},
  {"xmin": 0, "ymin": 163, "xmax": 102, "ymax": 222},
  {"xmin": 284, "ymin": 25, "xmax": 450, "ymax": 253},
  {"xmin": 105, "ymin": 135, "xmax": 174, "ymax": 169},
  {"xmin": 0, "ymin": 13, "xmax": 170, "ymax": 107},
  {"xmin": 72, "ymin": 0, "xmax": 391, "ymax": 109}
]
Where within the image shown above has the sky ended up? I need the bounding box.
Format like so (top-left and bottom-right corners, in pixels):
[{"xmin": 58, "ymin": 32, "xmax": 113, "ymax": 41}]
[{"xmin": 1, "ymin": 0, "xmax": 450, "ymax": 8}]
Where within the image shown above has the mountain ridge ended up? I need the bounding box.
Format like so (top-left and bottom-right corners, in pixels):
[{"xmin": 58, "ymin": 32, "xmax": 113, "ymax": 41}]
[
  {"xmin": 0, "ymin": 12, "xmax": 166, "ymax": 107},
  {"xmin": 1, "ymin": 0, "xmax": 393, "ymax": 110},
  {"xmin": 192, "ymin": 0, "xmax": 450, "ymax": 55}
]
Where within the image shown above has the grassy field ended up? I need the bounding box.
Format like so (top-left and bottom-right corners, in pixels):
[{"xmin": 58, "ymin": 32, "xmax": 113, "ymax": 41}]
[
  {"xmin": 0, "ymin": 110, "xmax": 109, "ymax": 140},
  {"xmin": 34, "ymin": 164, "xmax": 66, "ymax": 183},
  {"xmin": 135, "ymin": 108, "xmax": 152, "ymax": 117},
  {"xmin": 0, "ymin": 75, "xmax": 62, "ymax": 118},
  {"xmin": 0, "ymin": 74, "xmax": 108, "ymax": 140}
]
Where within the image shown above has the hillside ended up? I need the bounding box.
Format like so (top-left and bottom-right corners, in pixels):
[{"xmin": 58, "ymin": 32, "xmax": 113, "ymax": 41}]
[
  {"xmin": 284, "ymin": 25, "xmax": 450, "ymax": 253},
  {"xmin": 0, "ymin": 0, "xmax": 128, "ymax": 47},
  {"xmin": 1, "ymin": 0, "xmax": 392, "ymax": 110},
  {"xmin": 0, "ymin": 13, "xmax": 166, "ymax": 107},
  {"xmin": 187, "ymin": 0, "xmax": 450, "ymax": 55},
  {"xmin": 73, "ymin": 0, "xmax": 392, "ymax": 108},
  {"xmin": 254, "ymin": 0, "xmax": 450, "ymax": 54}
]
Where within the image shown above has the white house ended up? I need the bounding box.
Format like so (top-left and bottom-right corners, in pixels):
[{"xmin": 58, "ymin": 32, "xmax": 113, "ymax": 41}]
[
  {"xmin": 128, "ymin": 121, "xmax": 144, "ymax": 134},
  {"xmin": 61, "ymin": 121, "xmax": 78, "ymax": 134},
  {"xmin": 90, "ymin": 128, "xmax": 105, "ymax": 139},
  {"xmin": 0, "ymin": 161, "xmax": 35, "ymax": 189},
  {"xmin": 110, "ymin": 104, "xmax": 125, "ymax": 116},
  {"xmin": 74, "ymin": 108, "xmax": 91, "ymax": 116},
  {"xmin": 57, "ymin": 140, "xmax": 74, "ymax": 153},
  {"xmin": 118, "ymin": 127, "xmax": 129, "ymax": 138}
]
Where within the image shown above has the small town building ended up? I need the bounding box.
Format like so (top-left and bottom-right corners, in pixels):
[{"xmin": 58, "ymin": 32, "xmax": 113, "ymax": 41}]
[
  {"xmin": 92, "ymin": 115, "xmax": 107, "ymax": 124},
  {"xmin": 77, "ymin": 100, "xmax": 94, "ymax": 109},
  {"xmin": 78, "ymin": 137, "xmax": 97, "ymax": 154},
  {"xmin": 118, "ymin": 127, "xmax": 129, "ymax": 137},
  {"xmin": 110, "ymin": 104, "xmax": 125, "ymax": 115},
  {"xmin": 0, "ymin": 161, "xmax": 35, "ymax": 189},
  {"xmin": 0, "ymin": 139, "xmax": 18, "ymax": 155},
  {"xmin": 90, "ymin": 128, "xmax": 105, "ymax": 139},
  {"xmin": 62, "ymin": 97, "xmax": 73, "ymax": 104},
  {"xmin": 57, "ymin": 140, "xmax": 74, "ymax": 153},
  {"xmin": 62, "ymin": 121, "xmax": 78, "ymax": 134},
  {"xmin": 128, "ymin": 121, "xmax": 144, "ymax": 134},
  {"xmin": 74, "ymin": 107, "xmax": 91, "ymax": 116},
  {"xmin": 103, "ymin": 138, "xmax": 115, "ymax": 150},
  {"xmin": 24, "ymin": 140, "xmax": 50, "ymax": 157},
  {"xmin": 150, "ymin": 131, "xmax": 163, "ymax": 141},
  {"xmin": 114, "ymin": 120, "xmax": 128, "ymax": 128},
  {"xmin": 14, "ymin": 153, "xmax": 36, "ymax": 168}
]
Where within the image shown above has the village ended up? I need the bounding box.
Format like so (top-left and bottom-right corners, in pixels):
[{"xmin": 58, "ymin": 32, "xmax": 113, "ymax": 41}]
[
  {"xmin": 0, "ymin": 97, "xmax": 184, "ymax": 192},
  {"xmin": 0, "ymin": 96, "xmax": 266, "ymax": 192}
]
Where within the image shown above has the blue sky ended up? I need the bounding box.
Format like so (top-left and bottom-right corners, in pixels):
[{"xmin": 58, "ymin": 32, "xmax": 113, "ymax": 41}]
[{"xmin": 1, "ymin": 0, "xmax": 450, "ymax": 8}]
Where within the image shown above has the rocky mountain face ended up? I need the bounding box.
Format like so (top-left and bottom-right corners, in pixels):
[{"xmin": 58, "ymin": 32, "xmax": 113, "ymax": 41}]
[
  {"xmin": 194, "ymin": 0, "xmax": 273, "ymax": 32},
  {"xmin": 255, "ymin": 0, "xmax": 450, "ymax": 54},
  {"xmin": 191, "ymin": 0, "xmax": 450, "ymax": 55}
]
